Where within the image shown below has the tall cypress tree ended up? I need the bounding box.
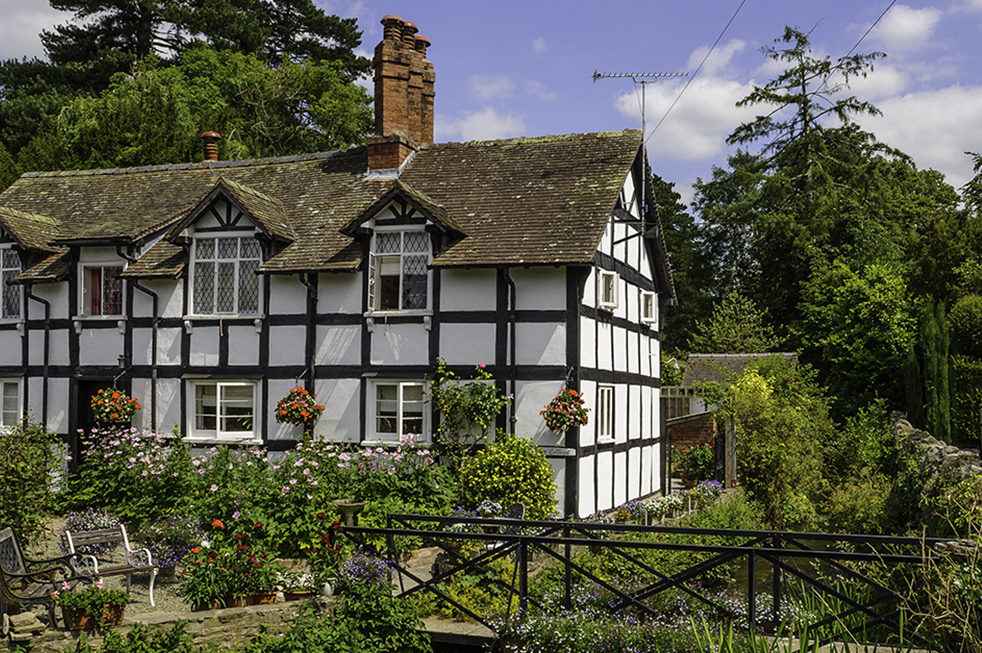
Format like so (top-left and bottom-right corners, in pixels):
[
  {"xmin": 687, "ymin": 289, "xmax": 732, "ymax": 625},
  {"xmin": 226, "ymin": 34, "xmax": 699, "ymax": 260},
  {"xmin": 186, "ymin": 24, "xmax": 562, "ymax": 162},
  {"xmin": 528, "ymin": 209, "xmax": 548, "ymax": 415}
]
[{"xmin": 921, "ymin": 299, "xmax": 951, "ymax": 443}]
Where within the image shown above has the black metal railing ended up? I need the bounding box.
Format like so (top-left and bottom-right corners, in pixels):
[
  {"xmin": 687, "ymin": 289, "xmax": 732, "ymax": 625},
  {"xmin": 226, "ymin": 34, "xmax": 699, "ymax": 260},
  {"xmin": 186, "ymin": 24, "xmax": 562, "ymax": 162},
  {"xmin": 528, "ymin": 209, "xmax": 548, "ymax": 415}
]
[{"xmin": 335, "ymin": 514, "xmax": 953, "ymax": 646}]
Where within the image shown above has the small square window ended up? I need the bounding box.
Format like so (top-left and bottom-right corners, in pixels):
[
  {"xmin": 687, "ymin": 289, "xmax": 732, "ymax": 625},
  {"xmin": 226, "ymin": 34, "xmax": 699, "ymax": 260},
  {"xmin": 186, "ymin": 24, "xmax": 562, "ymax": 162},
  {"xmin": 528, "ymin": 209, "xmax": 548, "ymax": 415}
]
[
  {"xmin": 190, "ymin": 381, "xmax": 257, "ymax": 439},
  {"xmin": 597, "ymin": 270, "xmax": 618, "ymax": 311},
  {"xmin": 371, "ymin": 380, "xmax": 427, "ymax": 441}
]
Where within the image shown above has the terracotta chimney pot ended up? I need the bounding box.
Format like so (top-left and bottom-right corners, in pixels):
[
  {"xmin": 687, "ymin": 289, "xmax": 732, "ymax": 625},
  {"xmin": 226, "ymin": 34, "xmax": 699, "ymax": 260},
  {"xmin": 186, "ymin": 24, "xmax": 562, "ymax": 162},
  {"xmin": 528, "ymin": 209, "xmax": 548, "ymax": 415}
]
[
  {"xmin": 201, "ymin": 131, "xmax": 221, "ymax": 162},
  {"xmin": 414, "ymin": 35, "xmax": 430, "ymax": 53},
  {"xmin": 401, "ymin": 21, "xmax": 418, "ymax": 48},
  {"xmin": 381, "ymin": 15, "xmax": 403, "ymax": 42}
]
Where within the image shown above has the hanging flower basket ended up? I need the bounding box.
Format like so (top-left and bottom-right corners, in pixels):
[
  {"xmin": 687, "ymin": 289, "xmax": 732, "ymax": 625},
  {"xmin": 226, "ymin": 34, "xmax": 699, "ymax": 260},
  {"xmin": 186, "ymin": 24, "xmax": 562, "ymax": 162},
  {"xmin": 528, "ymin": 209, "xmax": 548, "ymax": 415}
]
[
  {"xmin": 275, "ymin": 386, "xmax": 325, "ymax": 430},
  {"xmin": 90, "ymin": 387, "xmax": 140, "ymax": 424},
  {"xmin": 540, "ymin": 387, "xmax": 589, "ymax": 432}
]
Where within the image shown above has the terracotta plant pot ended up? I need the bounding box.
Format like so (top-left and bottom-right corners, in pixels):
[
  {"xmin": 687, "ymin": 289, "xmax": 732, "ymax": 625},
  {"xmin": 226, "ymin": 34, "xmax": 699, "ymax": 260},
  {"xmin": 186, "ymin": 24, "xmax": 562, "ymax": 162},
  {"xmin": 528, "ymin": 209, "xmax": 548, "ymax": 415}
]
[
  {"xmin": 62, "ymin": 605, "xmax": 125, "ymax": 630},
  {"xmin": 192, "ymin": 600, "xmax": 223, "ymax": 612},
  {"xmin": 248, "ymin": 591, "xmax": 277, "ymax": 605},
  {"xmin": 282, "ymin": 590, "xmax": 316, "ymax": 601}
]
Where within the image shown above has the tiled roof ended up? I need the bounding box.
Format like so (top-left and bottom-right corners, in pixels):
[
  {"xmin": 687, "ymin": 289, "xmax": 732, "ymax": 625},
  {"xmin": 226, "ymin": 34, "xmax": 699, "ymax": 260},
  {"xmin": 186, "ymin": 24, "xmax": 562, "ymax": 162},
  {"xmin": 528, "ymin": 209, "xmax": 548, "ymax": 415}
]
[{"xmin": 0, "ymin": 130, "xmax": 643, "ymax": 277}]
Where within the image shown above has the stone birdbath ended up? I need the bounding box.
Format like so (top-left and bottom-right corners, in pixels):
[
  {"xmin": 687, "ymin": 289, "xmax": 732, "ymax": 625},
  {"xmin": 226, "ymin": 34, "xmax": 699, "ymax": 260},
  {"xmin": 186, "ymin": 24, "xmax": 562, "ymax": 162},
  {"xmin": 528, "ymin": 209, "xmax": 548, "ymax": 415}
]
[{"xmin": 332, "ymin": 498, "xmax": 368, "ymax": 527}]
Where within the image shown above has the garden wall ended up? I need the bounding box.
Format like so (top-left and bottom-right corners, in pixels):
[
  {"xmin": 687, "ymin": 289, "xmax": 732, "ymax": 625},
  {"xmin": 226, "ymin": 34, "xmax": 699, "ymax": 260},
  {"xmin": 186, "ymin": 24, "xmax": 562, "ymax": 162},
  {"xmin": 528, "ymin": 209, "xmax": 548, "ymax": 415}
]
[
  {"xmin": 892, "ymin": 413, "xmax": 982, "ymax": 500},
  {"xmin": 3, "ymin": 600, "xmax": 318, "ymax": 652}
]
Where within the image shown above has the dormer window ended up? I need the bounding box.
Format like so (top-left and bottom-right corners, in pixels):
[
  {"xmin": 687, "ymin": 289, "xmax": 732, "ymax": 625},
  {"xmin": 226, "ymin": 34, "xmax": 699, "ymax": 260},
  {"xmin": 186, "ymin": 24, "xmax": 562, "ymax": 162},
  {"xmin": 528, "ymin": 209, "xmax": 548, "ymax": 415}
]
[
  {"xmin": 81, "ymin": 265, "xmax": 123, "ymax": 316},
  {"xmin": 192, "ymin": 236, "xmax": 261, "ymax": 315},
  {"xmin": 1, "ymin": 248, "xmax": 21, "ymax": 320},
  {"xmin": 368, "ymin": 229, "xmax": 431, "ymax": 312}
]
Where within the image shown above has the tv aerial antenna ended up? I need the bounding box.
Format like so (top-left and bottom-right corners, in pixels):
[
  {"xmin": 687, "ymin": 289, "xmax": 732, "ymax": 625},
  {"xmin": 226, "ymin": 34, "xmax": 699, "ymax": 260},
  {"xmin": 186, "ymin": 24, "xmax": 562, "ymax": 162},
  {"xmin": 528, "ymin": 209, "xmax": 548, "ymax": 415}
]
[{"xmin": 592, "ymin": 71, "xmax": 686, "ymax": 238}]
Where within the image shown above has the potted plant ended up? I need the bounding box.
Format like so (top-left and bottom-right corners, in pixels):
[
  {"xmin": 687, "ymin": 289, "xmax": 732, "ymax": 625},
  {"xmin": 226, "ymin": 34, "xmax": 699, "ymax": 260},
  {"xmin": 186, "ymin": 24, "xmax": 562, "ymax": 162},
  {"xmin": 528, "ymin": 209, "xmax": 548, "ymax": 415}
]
[
  {"xmin": 673, "ymin": 443, "xmax": 714, "ymax": 486},
  {"xmin": 278, "ymin": 568, "xmax": 317, "ymax": 601},
  {"xmin": 309, "ymin": 518, "xmax": 346, "ymax": 596},
  {"xmin": 275, "ymin": 386, "xmax": 325, "ymax": 437},
  {"xmin": 51, "ymin": 581, "xmax": 128, "ymax": 630},
  {"xmin": 540, "ymin": 387, "xmax": 589, "ymax": 432},
  {"xmin": 179, "ymin": 546, "xmax": 231, "ymax": 611},
  {"xmin": 90, "ymin": 387, "xmax": 141, "ymax": 425}
]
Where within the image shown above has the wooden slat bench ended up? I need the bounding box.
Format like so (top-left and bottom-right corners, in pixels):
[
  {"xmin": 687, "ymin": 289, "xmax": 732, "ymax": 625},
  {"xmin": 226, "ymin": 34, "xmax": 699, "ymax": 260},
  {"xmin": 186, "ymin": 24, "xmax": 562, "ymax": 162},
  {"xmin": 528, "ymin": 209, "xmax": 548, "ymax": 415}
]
[
  {"xmin": 0, "ymin": 525, "xmax": 89, "ymax": 626},
  {"xmin": 63, "ymin": 525, "xmax": 157, "ymax": 606}
]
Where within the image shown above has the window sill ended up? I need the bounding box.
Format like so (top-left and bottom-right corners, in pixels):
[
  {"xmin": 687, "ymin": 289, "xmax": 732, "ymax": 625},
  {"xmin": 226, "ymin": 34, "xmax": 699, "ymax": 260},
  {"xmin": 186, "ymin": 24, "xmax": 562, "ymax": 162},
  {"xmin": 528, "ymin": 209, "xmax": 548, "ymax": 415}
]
[
  {"xmin": 184, "ymin": 435, "xmax": 259, "ymax": 445},
  {"xmin": 363, "ymin": 310, "xmax": 433, "ymax": 332},
  {"xmin": 182, "ymin": 314, "xmax": 265, "ymax": 334},
  {"xmin": 73, "ymin": 316, "xmax": 126, "ymax": 334}
]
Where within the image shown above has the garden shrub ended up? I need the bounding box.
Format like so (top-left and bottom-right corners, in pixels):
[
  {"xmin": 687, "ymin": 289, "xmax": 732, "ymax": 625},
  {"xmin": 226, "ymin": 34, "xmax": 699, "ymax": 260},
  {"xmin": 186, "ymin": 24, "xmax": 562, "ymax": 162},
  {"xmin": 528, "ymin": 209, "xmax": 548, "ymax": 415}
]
[
  {"xmin": 672, "ymin": 442, "xmax": 714, "ymax": 482},
  {"xmin": 950, "ymin": 355, "xmax": 982, "ymax": 446},
  {"xmin": 824, "ymin": 469, "xmax": 892, "ymax": 534},
  {"xmin": 459, "ymin": 433, "xmax": 557, "ymax": 520},
  {"xmin": 0, "ymin": 416, "xmax": 60, "ymax": 545},
  {"xmin": 61, "ymin": 427, "xmax": 194, "ymax": 528},
  {"xmin": 61, "ymin": 507, "xmax": 121, "ymax": 555}
]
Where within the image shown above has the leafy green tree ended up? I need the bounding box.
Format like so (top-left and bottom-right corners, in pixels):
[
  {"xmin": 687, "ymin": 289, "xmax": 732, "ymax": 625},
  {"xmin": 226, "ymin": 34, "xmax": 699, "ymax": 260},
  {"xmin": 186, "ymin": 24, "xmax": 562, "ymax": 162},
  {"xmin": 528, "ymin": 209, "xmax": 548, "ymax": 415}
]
[
  {"xmin": 688, "ymin": 291, "xmax": 780, "ymax": 353},
  {"xmin": 16, "ymin": 46, "xmax": 372, "ymax": 171},
  {"xmin": 0, "ymin": 141, "xmax": 19, "ymax": 191},
  {"xmin": 798, "ymin": 261, "xmax": 915, "ymax": 418}
]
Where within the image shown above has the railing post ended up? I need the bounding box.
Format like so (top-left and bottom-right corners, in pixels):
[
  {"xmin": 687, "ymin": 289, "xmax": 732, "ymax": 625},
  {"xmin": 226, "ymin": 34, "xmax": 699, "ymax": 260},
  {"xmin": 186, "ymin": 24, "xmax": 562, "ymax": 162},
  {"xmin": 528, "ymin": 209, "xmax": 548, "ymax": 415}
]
[
  {"xmin": 518, "ymin": 534, "xmax": 528, "ymax": 613},
  {"xmin": 563, "ymin": 523, "xmax": 572, "ymax": 610},
  {"xmin": 748, "ymin": 550, "xmax": 756, "ymax": 630},
  {"xmin": 772, "ymin": 535, "xmax": 781, "ymax": 626}
]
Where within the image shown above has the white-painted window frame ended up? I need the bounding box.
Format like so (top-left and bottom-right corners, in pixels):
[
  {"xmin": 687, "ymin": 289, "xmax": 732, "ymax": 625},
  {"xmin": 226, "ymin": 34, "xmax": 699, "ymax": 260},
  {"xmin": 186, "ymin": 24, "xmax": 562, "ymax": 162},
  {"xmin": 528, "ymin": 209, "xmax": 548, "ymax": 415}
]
[
  {"xmin": 640, "ymin": 290, "xmax": 658, "ymax": 325},
  {"xmin": 368, "ymin": 379, "xmax": 428, "ymax": 442},
  {"xmin": 597, "ymin": 270, "xmax": 619, "ymax": 312},
  {"xmin": 367, "ymin": 227, "xmax": 432, "ymax": 314},
  {"xmin": 0, "ymin": 378, "xmax": 21, "ymax": 428},
  {"xmin": 188, "ymin": 380, "xmax": 258, "ymax": 441},
  {"xmin": 598, "ymin": 385, "xmax": 614, "ymax": 442},
  {"xmin": 190, "ymin": 235, "xmax": 262, "ymax": 317}
]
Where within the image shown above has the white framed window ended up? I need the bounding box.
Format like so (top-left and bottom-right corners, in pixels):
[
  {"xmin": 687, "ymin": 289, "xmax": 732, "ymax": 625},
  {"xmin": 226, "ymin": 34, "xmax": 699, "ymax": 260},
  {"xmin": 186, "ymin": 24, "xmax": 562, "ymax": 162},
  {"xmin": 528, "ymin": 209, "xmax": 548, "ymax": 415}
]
[
  {"xmin": 80, "ymin": 265, "xmax": 123, "ymax": 316},
  {"xmin": 0, "ymin": 379, "xmax": 20, "ymax": 427},
  {"xmin": 190, "ymin": 380, "xmax": 257, "ymax": 440},
  {"xmin": 597, "ymin": 270, "xmax": 619, "ymax": 312},
  {"xmin": 1, "ymin": 248, "xmax": 21, "ymax": 321},
  {"xmin": 597, "ymin": 385, "xmax": 614, "ymax": 441},
  {"xmin": 191, "ymin": 236, "xmax": 261, "ymax": 315},
  {"xmin": 368, "ymin": 230, "xmax": 431, "ymax": 312},
  {"xmin": 641, "ymin": 291, "xmax": 658, "ymax": 325},
  {"xmin": 371, "ymin": 380, "xmax": 427, "ymax": 441}
]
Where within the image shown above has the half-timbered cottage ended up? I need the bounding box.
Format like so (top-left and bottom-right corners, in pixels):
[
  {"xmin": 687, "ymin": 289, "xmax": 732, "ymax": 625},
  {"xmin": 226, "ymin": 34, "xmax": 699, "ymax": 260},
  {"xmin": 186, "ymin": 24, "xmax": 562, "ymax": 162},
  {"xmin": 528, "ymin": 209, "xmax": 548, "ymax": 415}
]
[{"xmin": 0, "ymin": 16, "xmax": 674, "ymax": 517}]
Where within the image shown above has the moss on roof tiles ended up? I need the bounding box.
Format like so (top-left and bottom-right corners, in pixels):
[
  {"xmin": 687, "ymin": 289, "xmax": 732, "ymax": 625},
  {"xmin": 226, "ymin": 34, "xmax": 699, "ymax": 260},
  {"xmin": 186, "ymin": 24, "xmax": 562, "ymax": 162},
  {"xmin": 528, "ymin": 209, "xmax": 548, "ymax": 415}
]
[{"xmin": 0, "ymin": 130, "xmax": 642, "ymax": 275}]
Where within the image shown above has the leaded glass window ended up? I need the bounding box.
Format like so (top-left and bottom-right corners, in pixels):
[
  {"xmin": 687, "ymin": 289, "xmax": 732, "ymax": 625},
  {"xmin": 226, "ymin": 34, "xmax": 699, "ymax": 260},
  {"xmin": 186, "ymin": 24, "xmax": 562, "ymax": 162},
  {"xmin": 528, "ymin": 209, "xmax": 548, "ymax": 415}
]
[
  {"xmin": 371, "ymin": 230, "xmax": 431, "ymax": 311},
  {"xmin": 1, "ymin": 249, "xmax": 20, "ymax": 320},
  {"xmin": 192, "ymin": 237, "xmax": 261, "ymax": 315},
  {"xmin": 81, "ymin": 265, "xmax": 123, "ymax": 316}
]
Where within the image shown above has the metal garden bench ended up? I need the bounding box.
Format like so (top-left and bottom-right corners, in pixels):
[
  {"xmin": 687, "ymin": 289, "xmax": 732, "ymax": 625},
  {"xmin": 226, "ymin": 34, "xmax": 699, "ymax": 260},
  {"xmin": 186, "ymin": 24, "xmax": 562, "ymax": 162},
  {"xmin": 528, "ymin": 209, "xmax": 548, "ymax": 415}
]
[
  {"xmin": 63, "ymin": 524, "xmax": 157, "ymax": 606},
  {"xmin": 0, "ymin": 525, "xmax": 88, "ymax": 625}
]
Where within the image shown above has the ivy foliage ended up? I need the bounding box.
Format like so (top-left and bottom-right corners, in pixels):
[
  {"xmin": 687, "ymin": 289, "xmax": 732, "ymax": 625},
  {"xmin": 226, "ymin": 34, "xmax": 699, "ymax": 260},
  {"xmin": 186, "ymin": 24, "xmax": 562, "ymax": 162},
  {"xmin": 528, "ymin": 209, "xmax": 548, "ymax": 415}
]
[{"xmin": 0, "ymin": 417, "xmax": 61, "ymax": 546}]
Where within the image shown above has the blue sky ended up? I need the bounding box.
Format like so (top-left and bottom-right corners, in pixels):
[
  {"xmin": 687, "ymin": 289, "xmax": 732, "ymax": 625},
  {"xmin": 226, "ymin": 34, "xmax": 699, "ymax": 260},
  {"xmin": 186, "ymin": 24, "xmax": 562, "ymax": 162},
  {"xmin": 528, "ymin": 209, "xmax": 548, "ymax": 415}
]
[{"xmin": 5, "ymin": 0, "xmax": 982, "ymax": 203}]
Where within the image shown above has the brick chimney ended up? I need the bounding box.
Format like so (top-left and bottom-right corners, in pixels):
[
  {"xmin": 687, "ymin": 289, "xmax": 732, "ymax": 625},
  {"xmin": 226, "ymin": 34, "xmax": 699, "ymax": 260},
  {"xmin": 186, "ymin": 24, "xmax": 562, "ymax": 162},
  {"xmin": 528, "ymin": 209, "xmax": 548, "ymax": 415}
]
[
  {"xmin": 367, "ymin": 16, "xmax": 435, "ymax": 171},
  {"xmin": 201, "ymin": 131, "xmax": 221, "ymax": 162}
]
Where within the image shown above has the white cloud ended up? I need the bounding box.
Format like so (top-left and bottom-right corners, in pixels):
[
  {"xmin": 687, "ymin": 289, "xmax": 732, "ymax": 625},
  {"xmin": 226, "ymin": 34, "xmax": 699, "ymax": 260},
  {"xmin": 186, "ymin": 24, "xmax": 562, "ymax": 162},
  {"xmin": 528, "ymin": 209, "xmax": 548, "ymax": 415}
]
[
  {"xmin": 524, "ymin": 80, "xmax": 557, "ymax": 102},
  {"xmin": 469, "ymin": 74, "xmax": 515, "ymax": 100},
  {"xmin": 869, "ymin": 5, "xmax": 943, "ymax": 52},
  {"xmin": 435, "ymin": 107, "xmax": 526, "ymax": 142},
  {"xmin": 685, "ymin": 39, "xmax": 746, "ymax": 77},
  {"xmin": 616, "ymin": 76, "xmax": 758, "ymax": 162},
  {"xmin": 847, "ymin": 63, "xmax": 909, "ymax": 100},
  {"xmin": 532, "ymin": 37, "xmax": 547, "ymax": 53},
  {"xmin": 0, "ymin": 1, "xmax": 73, "ymax": 60},
  {"xmin": 858, "ymin": 84, "xmax": 982, "ymax": 189}
]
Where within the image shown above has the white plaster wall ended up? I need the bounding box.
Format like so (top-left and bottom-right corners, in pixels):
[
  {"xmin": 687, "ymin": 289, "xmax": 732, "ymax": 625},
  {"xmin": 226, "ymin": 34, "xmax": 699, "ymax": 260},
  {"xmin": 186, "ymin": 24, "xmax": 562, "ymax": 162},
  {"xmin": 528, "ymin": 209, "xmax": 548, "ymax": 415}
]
[
  {"xmin": 440, "ymin": 323, "xmax": 495, "ymax": 365},
  {"xmin": 30, "ymin": 377, "xmax": 68, "ymax": 434},
  {"xmin": 595, "ymin": 321, "xmax": 613, "ymax": 371},
  {"xmin": 313, "ymin": 377, "xmax": 360, "ymax": 443},
  {"xmin": 155, "ymin": 378, "xmax": 182, "ymax": 434},
  {"xmin": 578, "ymin": 455, "xmax": 595, "ymax": 517},
  {"xmin": 596, "ymin": 450, "xmax": 613, "ymax": 512},
  {"xmin": 612, "ymin": 326, "xmax": 627, "ymax": 371},
  {"xmin": 156, "ymin": 327, "xmax": 182, "ymax": 367},
  {"xmin": 228, "ymin": 325, "xmax": 261, "ymax": 365},
  {"xmin": 578, "ymin": 379, "xmax": 597, "ymax": 448},
  {"xmin": 0, "ymin": 332, "xmax": 20, "ymax": 365},
  {"xmin": 28, "ymin": 283, "xmax": 69, "ymax": 320},
  {"xmin": 512, "ymin": 267, "xmax": 565, "ymax": 310},
  {"xmin": 315, "ymin": 325, "xmax": 360, "ymax": 366},
  {"xmin": 189, "ymin": 326, "xmax": 220, "ymax": 367},
  {"xmin": 628, "ymin": 385, "xmax": 642, "ymax": 440},
  {"xmin": 516, "ymin": 323, "xmax": 565, "ymax": 367},
  {"xmin": 318, "ymin": 273, "xmax": 362, "ymax": 314},
  {"xmin": 441, "ymin": 269, "xmax": 496, "ymax": 310},
  {"xmin": 78, "ymin": 327, "xmax": 124, "ymax": 366},
  {"xmin": 550, "ymin": 458, "xmax": 565, "ymax": 518},
  {"xmin": 268, "ymin": 275, "xmax": 307, "ymax": 316},
  {"xmin": 613, "ymin": 383, "xmax": 628, "ymax": 444},
  {"xmin": 614, "ymin": 451, "xmax": 627, "ymax": 506},
  {"xmin": 628, "ymin": 448, "xmax": 640, "ymax": 502},
  {"xmin": 78, "ymin": 246, "xmax": 121, "ymax": 264},
  {"xmin": 132, "ymin": 327, "xmax": 151, "ymax": 366},
  {"xmin": 579, "ymin": 316, "xmax": 595, "ymax": 369},
  {"xmin": 130, "ymin": 377, "xmax": 152, "ymax": 429},
  {"xmin": 266, "ymin": 325, "xmax": 304, "ymax": 366},
  {"xmin": 370, "ymin": 323, "xmax": 429, "ymax": 366},
  {"xmin": 513, "ymin": 379, "xmax": 564, "ymax": 445},
  {"xmin": 134, "ymin": 279, "xmax": 186, "ymax": 319}
]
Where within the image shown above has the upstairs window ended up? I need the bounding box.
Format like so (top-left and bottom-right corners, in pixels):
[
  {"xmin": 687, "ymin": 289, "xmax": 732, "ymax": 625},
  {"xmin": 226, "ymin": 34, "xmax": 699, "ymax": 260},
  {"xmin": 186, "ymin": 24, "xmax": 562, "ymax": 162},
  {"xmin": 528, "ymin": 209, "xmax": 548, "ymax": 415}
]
[
  {"xmin": 641, "ymin": 291, "xmax": 658, "ymax": 325},
  {"xmin": 192, "ymin": 237, "xmax": 261, "ymax": 315},
  {"xmin": 368, "ymin": 230, "xmax": 431, "ymax": 312},
  {"xmin": 1, "ymin": 248, "xmax": 21, "ymax": 320},
  {"xmin": 597, "ymin": 270, "xmax": 619, "ymax": 312},
  {"xmin": 81, "ymin": 265, "xmax": 123, "ymax": 316}
]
